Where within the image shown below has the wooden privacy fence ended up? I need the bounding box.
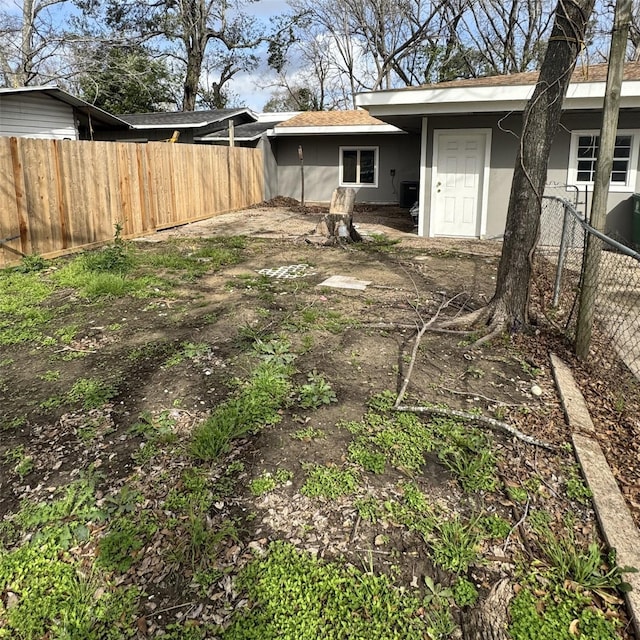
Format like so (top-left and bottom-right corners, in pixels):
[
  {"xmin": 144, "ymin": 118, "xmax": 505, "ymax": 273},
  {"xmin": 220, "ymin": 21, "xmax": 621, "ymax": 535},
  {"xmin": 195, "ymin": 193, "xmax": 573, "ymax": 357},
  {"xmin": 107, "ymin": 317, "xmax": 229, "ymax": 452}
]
[{"xmin": 0, "ymin": 137, "xmax": 264, "ymax": 267}]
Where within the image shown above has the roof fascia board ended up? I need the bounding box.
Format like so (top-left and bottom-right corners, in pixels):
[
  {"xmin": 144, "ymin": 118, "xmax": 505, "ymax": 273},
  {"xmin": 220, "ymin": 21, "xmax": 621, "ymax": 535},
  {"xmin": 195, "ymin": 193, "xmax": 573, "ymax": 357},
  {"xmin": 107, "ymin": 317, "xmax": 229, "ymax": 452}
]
[
  {"xmin": 273, "ymin": 124, "xmax": 405, "ymax": 136},
  {"xmin": 357, "ymin": 79, "xmax": 640, "ymax": 115}
]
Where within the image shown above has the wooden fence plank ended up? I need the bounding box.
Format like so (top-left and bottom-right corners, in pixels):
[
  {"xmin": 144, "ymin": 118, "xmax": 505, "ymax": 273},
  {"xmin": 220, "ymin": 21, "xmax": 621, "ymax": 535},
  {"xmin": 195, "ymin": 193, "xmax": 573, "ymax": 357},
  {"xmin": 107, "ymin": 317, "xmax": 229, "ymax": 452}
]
[
  {"xmin": 0, "ymin": 139, "xmax": 23, "ymax": 267},
  {"xmin": 0, "ymin": 137, "xmax": 263, "ymax": 265}
]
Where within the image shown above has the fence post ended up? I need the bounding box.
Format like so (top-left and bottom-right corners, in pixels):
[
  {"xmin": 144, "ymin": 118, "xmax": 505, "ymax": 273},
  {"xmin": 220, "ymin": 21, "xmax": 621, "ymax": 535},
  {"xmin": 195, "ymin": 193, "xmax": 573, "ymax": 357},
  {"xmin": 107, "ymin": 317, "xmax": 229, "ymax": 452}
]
[{"xmin": 552, "ymin": 202, "xmax": 571, "ymax": 307}]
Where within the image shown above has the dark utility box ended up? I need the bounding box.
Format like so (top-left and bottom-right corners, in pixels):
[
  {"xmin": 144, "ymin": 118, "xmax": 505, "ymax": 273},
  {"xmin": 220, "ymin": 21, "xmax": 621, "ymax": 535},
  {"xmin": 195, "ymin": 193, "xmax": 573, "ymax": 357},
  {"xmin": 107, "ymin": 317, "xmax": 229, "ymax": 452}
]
[{"xmin": 399, "ymin": 181, "xmax": 418, "ymax": 208}]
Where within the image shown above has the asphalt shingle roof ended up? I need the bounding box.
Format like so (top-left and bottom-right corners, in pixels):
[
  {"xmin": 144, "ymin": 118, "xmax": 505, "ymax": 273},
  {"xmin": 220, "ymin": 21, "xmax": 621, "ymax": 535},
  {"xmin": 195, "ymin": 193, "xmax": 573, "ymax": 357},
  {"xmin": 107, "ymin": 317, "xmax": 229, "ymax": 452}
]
[
  {"xmin": 119, "ymin": 109, "xmax": 250, "ymax": 127},
  {"xmin": 389, "ymin": 61, "xmax": 640, "ymax": 92},
  {"xmin": 276, "ymin": 110, "xmax": 389, "ymax": 128},
  {"xmin": 200, "ymin": 121, "xmax": 274, "ymax": 140}
]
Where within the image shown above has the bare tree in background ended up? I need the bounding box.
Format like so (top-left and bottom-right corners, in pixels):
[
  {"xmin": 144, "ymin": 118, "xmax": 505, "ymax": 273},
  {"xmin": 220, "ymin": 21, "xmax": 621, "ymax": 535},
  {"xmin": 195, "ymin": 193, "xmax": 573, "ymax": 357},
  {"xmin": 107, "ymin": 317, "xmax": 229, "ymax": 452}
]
[
  {"xmin": 278, "ymin": 0, "xmax": 462, "ymax": 103},
  {"xmin": 77, "ymin": 0, "xmax": 277, "ymax": 110},
  {"xmin": 456, "ymin": 0, "xmax": 556, "ymax": 75},
  {"xmin": 627, "ymin": 0, "xmax": 640, "ymax": 58},
  {"xmin": 0, "ymin": 0, "xmax": 73, "ymax": 86}
]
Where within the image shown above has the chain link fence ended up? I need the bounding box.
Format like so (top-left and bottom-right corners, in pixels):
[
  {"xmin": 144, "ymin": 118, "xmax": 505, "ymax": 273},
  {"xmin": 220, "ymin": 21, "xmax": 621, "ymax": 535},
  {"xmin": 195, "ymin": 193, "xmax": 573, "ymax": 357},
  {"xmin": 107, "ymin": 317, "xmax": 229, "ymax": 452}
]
[{"xmin": 534, "ymin": 192, "xmax": 640, "ymax": 379}]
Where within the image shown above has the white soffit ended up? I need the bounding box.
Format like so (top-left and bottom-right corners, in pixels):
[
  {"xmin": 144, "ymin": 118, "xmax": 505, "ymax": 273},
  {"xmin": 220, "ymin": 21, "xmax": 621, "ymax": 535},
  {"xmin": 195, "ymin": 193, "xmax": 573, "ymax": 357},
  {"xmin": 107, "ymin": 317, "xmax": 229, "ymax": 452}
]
[{"xmin": 356, "ymin": 80, "xmax": 640, "ymax": 115}]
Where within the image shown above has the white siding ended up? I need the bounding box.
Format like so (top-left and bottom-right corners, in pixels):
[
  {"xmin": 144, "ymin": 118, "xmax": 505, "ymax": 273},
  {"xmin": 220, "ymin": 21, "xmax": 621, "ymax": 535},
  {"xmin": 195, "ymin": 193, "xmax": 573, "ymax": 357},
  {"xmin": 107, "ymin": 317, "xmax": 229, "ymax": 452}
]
[{"xmin": 0, "ymin": 94, "xmax": 77, "ymax": 139}]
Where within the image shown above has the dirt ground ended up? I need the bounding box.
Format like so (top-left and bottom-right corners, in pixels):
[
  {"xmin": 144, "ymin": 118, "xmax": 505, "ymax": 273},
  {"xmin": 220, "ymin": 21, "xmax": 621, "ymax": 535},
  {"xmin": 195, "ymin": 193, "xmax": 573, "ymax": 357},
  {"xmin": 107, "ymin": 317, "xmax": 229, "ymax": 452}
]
[{"xmin": 1, "ymin": 202, "xmax": 639, "ymax": 638}]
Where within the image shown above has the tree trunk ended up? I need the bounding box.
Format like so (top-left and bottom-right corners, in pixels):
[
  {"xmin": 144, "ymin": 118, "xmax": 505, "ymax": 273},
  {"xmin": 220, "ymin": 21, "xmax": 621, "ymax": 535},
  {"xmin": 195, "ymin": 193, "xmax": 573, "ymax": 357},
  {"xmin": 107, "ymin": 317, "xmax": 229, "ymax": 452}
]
[
  {"xmin": 181, "ymin": 0, "xmax": 208, "ymax": 111},
  {"xmin": 488, "ymin": 0, "xmax": 596, "ymax": 332},
  {"xmin": 461, "ymin": 579, "xmax": 513, "ymax": 640}
]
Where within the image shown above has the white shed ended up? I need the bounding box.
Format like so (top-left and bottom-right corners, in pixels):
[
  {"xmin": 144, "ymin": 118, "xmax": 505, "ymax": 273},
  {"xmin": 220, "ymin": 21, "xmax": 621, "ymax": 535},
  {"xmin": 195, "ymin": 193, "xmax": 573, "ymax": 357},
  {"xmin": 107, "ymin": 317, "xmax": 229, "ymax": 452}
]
[{"xmin": 0, "ymin": 86, "xmax": 130, "ymax": 140}]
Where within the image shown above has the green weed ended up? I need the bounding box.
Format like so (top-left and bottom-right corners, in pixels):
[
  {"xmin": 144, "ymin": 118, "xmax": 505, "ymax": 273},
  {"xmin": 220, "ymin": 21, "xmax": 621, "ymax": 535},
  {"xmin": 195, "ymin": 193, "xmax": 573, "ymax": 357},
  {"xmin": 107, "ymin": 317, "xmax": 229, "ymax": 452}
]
[
  {"xmin": 479, "ymin": 514, "xmax": 512, "ymax": 539},
  {"xmin": 354, "ymin": 496, "xmax": 381, "ymax": 523},
  {"xmin": 2, "ymin": 478, "xmax": 103, "ymax": 549},
  {"xmin": 434, "ymin": 419, "xmax": 498, "ymax": 493},
  {"xmin": 164, "ymin": 341, "xmax": 210, "ymax": 367},
  {"xmin": 68, "ymin": 377, "xmax": 118, "ymax": 410},
  {"xmin": 97, "ymin": 517, "xmax": 154, "ymax": 573},
  {"xmin": 509, "ymin": 581, "xmax": 621, "ymax": 640},
  {"xmin": 452, "ymin": 576, "xmax": 478, "ymax": 607},
  {"xmin": 430, "ymin": 515, "xmax": 481, "ymax": 574},
  {"xmin": 0, "ymin": 544, "xmax": 139, "ymax": 639},
  {"xmin": 190, "ymin": 359, "xmax": 292, "ymax": 461},
  {"xmin": 4, "ymin": 446, "xmax": 34, "ymax": 479},
  {"xmin": 0, "ymin": 271, "xmax": 55, "ymax": 345},
  {"xmin": 221, "ymin": 541, "xmax": 450, "ymax": 639},
  {"xmin": 531, "ymin": 520, "xmax": 633, "ymax": 592},
  {"xmin": 300, "ymin": 464, "xmax": 359, "ymax": 499},
  {"xmin": 564, "ymin": 465, "xmax": 593, "ymax": 506},
  {"xmin": 507, "ymin": 485, "xmax": 529, "ymax": 504},
  {"xmin": 347, "ymin": 441, "xmax": 386, "ymax": 474},
  {"xmin": 15, "ymin": 253, "xmax": 48, "ymax": 273},
  {"xmin": 291, "ymin": 426, "xmax": 325, "ymax": 441},
  {"xmin": 297, "ymin": 370, "xmax": 337, "ymax": 409},
  {"xmin": 249, "ymin": 469, "xmax": 293, "ymax": 496},
  {"xmin": 38, "ymin": 369, "xmax": 60, "ymax": 381}
]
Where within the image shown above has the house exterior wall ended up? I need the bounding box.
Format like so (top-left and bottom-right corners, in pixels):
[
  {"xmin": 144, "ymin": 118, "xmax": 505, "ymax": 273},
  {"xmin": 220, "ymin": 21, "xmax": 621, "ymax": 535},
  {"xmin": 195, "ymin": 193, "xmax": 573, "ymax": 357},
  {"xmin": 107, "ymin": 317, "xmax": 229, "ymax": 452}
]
[
  {"xmin": 273, "ymin": 134, "xmax": 420, "ymax": 204},
  {"xmin": 261, "ymin": 136, "xmax": 279, "ymax": 201},
  {"xmin": 422, "ymin": 114, "xmax": 518, "ymax": 239},
  {"xmin": 0, "ymin": 94, "xmax": 77, "ymax": 139},
  {"xmin": 421, "ymin": 110, "xmax": 640, "ymax": 243}
]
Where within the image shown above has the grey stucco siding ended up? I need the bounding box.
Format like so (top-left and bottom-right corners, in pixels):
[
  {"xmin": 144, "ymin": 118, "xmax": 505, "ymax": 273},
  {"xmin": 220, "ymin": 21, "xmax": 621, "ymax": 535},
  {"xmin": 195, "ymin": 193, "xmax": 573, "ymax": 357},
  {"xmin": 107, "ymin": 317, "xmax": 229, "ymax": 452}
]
[
  {"xmin": 420, "ymin": 110, "xmax": 640, "ymax": 242},
  {"xmin": 273, "ymin": 134, "xmax": 420, "ymax": 204}
]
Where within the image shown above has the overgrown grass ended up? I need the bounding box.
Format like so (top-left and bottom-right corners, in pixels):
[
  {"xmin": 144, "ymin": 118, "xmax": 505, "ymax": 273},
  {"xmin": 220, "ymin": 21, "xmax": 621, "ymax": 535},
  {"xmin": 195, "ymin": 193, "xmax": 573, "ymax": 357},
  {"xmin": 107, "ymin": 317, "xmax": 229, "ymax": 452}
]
[
  {"xmin": 340, "ymin": 393, "xmax": 499, "ymax": 491},
  {"xmin": 0, "ymin": 271, "xmax": 56, "ymax": 345},
  {"xmin": 190, "ymin": 354, "xmax": 293, "ymax": 460},
  {"xmin": 300, "ymin": 464, "xmax": 359, "ymax": 499}
]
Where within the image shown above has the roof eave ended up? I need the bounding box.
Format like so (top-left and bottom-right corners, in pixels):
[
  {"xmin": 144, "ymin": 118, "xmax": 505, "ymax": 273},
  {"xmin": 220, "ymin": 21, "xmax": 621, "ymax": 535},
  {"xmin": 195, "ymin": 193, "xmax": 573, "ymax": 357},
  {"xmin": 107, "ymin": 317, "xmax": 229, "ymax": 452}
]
[
  {"xmin": 356, "ymin": 80, "xmax": 640, "ymax": 115},
  {"xmin": 125, "ymin": 108, "xmax": 254, "ymax": 130},
  {"xmin": 272, "ymin": 124, "xmax": 405, "ymax": 136}
]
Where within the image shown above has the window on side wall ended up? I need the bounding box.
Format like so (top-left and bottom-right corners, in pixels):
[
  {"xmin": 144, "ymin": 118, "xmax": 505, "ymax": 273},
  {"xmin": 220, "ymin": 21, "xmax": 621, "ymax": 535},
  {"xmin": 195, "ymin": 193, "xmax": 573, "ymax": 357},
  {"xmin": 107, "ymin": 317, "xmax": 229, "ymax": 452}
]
[
  {"xmin": 339, "ymin": 147, "xmax": 378, "ymax": 187},
  {"xmin": 567, "ymin": 130, "xmax": 639, "ymax": 192}
]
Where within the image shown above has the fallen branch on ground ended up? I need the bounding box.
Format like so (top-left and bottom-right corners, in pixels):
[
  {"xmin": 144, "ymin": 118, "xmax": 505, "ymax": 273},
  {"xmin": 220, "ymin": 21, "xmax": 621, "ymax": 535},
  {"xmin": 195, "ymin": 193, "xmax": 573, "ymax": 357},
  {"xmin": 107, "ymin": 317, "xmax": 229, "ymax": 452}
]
[
  {"xmin": 361, "ymin": 321, "xmax": 472, "ymax": 335},
  {"xmin": 393, "ymin": 404, "xmax": 555, "ymax": 450},
  {"xmin": 394, "ymin": 293, "xmax": 468, "ymax": 409},
  {"xmin": 437, "ymin": 386, "xmax": 521, "ymax": 407}
]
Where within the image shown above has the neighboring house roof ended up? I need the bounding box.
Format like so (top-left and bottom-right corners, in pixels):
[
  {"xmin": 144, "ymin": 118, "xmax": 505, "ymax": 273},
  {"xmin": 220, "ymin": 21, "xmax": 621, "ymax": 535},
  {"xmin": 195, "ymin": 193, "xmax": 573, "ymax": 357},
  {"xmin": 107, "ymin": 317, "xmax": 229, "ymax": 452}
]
[
  {"xmin": 356, "ymin": 62, "xmax": 640, "ymax": 119},
  {"xmin": 119, "ymin": 109, "xmax": 255, "ymax": 130},
  {"xmin": 198, "ymin": 112, "xmax": 301, "ymax": 142},
  {"xmin": 0, "ymin": 85, "xmax": 131, "ymax": 128},
  {"xmin": 273, "ymin": 109, "xmax": 405, "ymax": 135},
  {"xmin": 199, "ymin": 120, "xmax": 275, "ymax": 142}
]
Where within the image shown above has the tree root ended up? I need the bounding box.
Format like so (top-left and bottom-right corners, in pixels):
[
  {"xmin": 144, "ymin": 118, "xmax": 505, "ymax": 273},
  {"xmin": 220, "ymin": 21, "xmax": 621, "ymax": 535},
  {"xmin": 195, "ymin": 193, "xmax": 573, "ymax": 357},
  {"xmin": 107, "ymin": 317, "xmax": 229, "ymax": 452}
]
[
  {"xmin": 437, "ymin": 299, "xmax": 511, "ymax": 349},
  {"xmin": 394, "ymin": 404, "xmax": 555, "ymax": 450}
]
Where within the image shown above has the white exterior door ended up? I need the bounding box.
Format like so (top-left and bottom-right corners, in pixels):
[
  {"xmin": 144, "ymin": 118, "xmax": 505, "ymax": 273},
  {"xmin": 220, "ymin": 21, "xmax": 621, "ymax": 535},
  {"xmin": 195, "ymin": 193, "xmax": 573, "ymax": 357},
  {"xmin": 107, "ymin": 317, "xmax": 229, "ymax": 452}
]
[{"xmin": 432, "ymin": 132, "xmax": 488, "ymax": 237}]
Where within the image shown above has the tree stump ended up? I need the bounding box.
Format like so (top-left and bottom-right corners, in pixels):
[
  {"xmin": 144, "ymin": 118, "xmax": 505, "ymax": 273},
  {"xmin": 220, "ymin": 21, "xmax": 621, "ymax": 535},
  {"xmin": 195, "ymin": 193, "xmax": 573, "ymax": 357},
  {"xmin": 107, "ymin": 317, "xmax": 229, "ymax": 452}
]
[{"xmin": 311, "ymin": 187, "xmax": 362, "ymax": 244}]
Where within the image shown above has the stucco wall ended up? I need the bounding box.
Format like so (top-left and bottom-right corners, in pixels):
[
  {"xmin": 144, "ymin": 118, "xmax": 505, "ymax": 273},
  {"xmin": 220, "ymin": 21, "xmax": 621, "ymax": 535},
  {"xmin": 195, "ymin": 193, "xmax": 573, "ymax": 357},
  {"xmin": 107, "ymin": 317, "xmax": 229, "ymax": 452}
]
[
  {"xmin": 421, "ymin": 110, "xmax": 639, "ymax": 242},
  {"xmin": 273, "ymin": 134, "xmax": 420, "ymax": 204}
]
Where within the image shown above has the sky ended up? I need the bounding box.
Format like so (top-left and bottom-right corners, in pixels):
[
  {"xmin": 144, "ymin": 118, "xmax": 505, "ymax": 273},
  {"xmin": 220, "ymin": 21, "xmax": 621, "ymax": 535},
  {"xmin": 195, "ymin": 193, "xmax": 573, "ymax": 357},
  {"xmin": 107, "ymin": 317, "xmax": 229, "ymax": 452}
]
[{"xmin": 229, "ymin": 0, "xmax": 292, "ymax": 111}]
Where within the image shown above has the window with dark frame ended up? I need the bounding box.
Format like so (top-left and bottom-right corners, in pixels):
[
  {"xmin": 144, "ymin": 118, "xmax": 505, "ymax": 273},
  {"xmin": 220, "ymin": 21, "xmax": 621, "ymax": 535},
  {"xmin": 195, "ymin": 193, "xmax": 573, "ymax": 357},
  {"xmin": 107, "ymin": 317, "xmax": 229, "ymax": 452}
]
[{"xmin": 340, "ymin": 147, "xmax": 377, "ymax": 186}]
